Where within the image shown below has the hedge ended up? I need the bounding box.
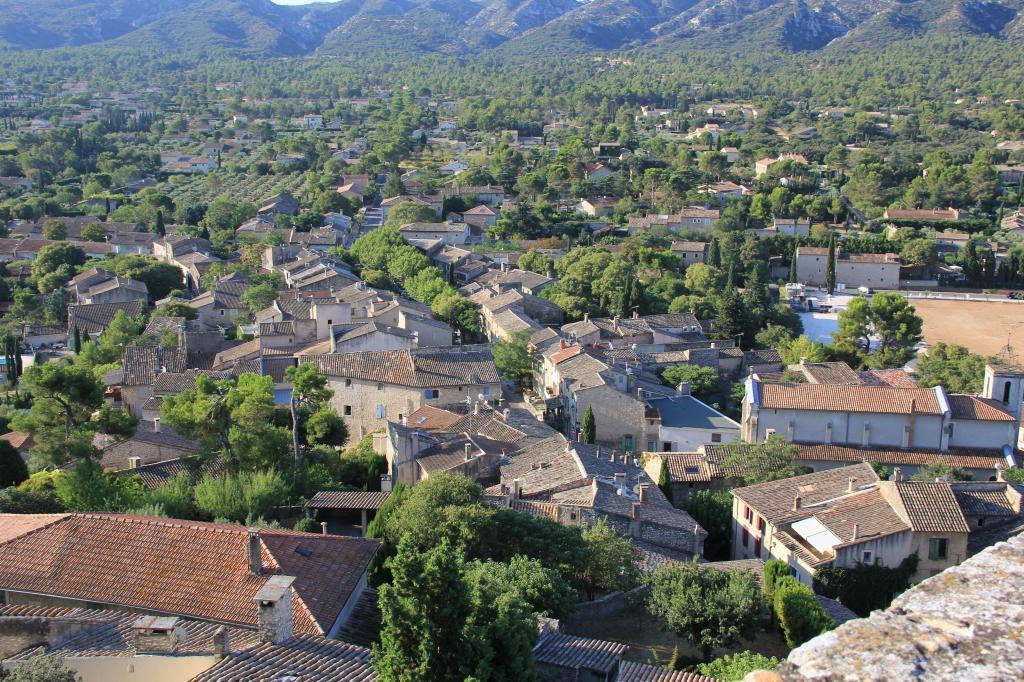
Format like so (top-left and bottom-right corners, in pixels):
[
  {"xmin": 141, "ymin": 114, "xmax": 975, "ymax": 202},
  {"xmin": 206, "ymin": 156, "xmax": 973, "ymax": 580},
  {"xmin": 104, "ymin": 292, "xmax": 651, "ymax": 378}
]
[{"xmin": 773, "ymin": 576, "xmax": 835, "ymax": 649}]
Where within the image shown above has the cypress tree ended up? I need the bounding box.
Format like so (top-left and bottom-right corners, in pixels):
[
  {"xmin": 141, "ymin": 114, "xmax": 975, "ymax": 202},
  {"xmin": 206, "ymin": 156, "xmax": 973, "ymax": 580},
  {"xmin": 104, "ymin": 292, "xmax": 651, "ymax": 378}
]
[
  {"xmin": 155, "ymin": 210, "xmax": 166, "ymax": 236},
  {"xmin": 825, "ymin": 235, "xmax": 837, "ymax": 294},
  {"xmin": 658, "ymin": 457, "xmax": 675, "ymax": 506},
  {"xmin": 581, "ymin": 405, "xmax": 596, "ymax": 444},
  {"xmin": 72, "ymin": 326, "xmax": 82, "ymax": 354},
  {"xmin": 708, "ymin": 238, "xmax": 721, "ymax": 268},
  {"xmin": 789, "ymin": 240, "xmax": 799, "ymax": 283}
]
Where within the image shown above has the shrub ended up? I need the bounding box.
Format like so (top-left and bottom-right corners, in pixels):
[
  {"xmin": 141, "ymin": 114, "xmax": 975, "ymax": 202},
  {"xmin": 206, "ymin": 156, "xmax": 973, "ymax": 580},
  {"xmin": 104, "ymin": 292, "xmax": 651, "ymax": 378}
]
[
  {"xmin": 698, "ymin": 651, "xmax": 784, "ymax": 681},
  {"xmin": 773, "ymin": 576, "xmax": 835, "ymax": 648},
  {"xmin": 0, "ymin": 486, "xmax": 64, "ymax": 513},
  {"xmin": 293, "ymin": 517, "xmax": 321, "ymax": 533},
  {"xmin": 0, "ymin": 440, "xmax": 29, "ymax": 488},
  {"xmin": 193, "ymin": 470, "xmax": 288, "ymax": 523},
  {"xmin": 764, "ymin": 559, "xmax": 790, "ymax": 602},
  {"xmin": 145, "ymin": 472, "xmax": 197, "ymax": 519}
]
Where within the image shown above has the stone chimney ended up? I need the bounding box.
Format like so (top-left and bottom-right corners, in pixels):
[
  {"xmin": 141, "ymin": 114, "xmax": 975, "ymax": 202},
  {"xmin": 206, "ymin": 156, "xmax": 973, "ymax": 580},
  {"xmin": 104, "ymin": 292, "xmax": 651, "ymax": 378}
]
[
  {"xmin": 583, "ymin": 313, "xmax": 589, "ymax": 323},
  {"xmin": 559, "ymin": 338, "xmax": 567, "ymax": 349},
  {"xmin": 133, "ymin": 616, "xmax": 184, "ymax": 655},
  {"xmin": 852, "ymin": 523, "xmax": 860, "ymax": 541},
  {"xmin": 253, "ymin": 575, "xmax": 296, "ymax": 645},
  {"xmin": 848, "ymin": 477, "xmax": 856, "ymax": 493},
  {"xmin": 212, "ymin": 626, "xmax": 229, "ymax": 659},
  {"xmin": 997, "ymin": 467, "xmax": 1006, "ymax": 483},
  {"xmin": 892, "ymin": 467, "xmax": 904, "ymax": 482},
  {"xmin": 248, "ymin": 529, "xmax": 262, "ymax": 576},
  {"xmin": 127, "ymin": 456, "xmax": 142, "ymax": 469},
  {"xmin": 632, "ymin": 309, "xmax": 639, "ymax": 319},
  {"xmin": 793, "ymin": 495, "xmax": 802, "ymax": 511},
  {"xmin": 631, "ymin": 502, "xmax": 641, "ymax": 521},
  {"xmin": 464, "ymin": 442, "xmax": 473, "ymax": 461},
  {"xmin": 502, "ymin": 408, "xmax": 510, "ymax": 422},
  {"xmin": 638, "ymin": 484, "xmax": 648, "ymax": 502}
]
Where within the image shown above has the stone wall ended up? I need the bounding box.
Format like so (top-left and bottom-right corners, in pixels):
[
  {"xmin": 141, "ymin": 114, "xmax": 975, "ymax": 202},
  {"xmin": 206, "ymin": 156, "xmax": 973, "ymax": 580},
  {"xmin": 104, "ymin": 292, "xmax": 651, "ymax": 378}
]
[{"xmin": 747, "ymin": 533, "xmax": 1024, "ymax": 681}]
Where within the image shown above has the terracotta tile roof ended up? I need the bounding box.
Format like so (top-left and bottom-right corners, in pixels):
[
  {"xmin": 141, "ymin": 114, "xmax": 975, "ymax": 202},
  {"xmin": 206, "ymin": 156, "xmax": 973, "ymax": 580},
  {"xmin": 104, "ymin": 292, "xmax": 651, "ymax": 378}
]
[
  {"xmin": 1, "ymin": 605, "xmax": 260, "ymax": 660},
  {"xmin": 859, "ymin": 368, "xmax": 918, "ymax": 388},
  {"xmin": 952, "ymin": 484, "xmax": 1019, "ymax": 517},
  {"xmin": 795, "ymin": 443, "xmax": 1012, "ymax": 471},
  {"xmin": 0, "ymin": 431, "xmax": 33, "ymax": 450},
  {"xmin": 334, "ymin": 586, "xmax": 381, "ymax": 648},
  {"xmin": 121, "ymin": 346, "xmax": 191, "ymax": 386},
  {"xmin": 798, "ymin": 361, "xmax": 864, "ymax": 385},
  {"xmin": 532, "ymin": 632, "xmax": 626, "ymax": 674},
  {"xmin": 507, "ymin": 499, "xmax": 561, "ymax": 521},
  {"xmin": 406, "ymin": 404, "xmax": 463, "ymax": 431},
  {"xmin": 152, "ymin": 369, "xmax": 236, "ymax": 395},
  {"xmin": 550, "ymin": 345, "xmax": 584, "ymax": 365},
  {"xmin": 305, "ymin": 491, "xmax": 391, "ymax": 511},
  {"xmin": 886, "ymin": 482, "xmax": 970, "ymax": 533},
  {"xmin": 0, "ymin": 514, "xmax": 379, "ymax": 635},
  {"xmin": 732, "ymin": 462, "xmax": 880, "ymax": 524},
  {"xmin": 68, "ymin": 300, "xmax": 145, "ymax": 335},
  {"xmin": 0, "ymin": 514, "xmax": 69, "ymax": 544},
  {"xmin": 192, "ymin": 634, "xmax": 376, "ymax": 681},
  {"xmin": 756, "ymin": 382, "xmax": 944, "ymax": 415},
  {"xmin": 617, "ymin": 662, "xmax": 717, "ymax": 682},
  {"xmin": 947, "ymin": 395, "xmax": 1016, "ymax": 422},
  {"xmin": 659, "ymin": 452, "xmax": 718, "ymax": 482},
  {"xmin": 300, "ymin": 346, "xmax": 499, "ymax": 387},
  {"xmin": 811, "ymin": 488, "xmax": 910, "ymax": 544}
]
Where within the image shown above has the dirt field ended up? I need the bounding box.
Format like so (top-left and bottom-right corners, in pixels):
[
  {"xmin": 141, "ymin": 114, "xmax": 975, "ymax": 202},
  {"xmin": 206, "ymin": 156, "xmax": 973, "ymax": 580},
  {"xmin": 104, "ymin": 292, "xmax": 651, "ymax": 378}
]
[{"xmin": 911, "ymin": 300, "xmax": 1024, "ymax": 357}]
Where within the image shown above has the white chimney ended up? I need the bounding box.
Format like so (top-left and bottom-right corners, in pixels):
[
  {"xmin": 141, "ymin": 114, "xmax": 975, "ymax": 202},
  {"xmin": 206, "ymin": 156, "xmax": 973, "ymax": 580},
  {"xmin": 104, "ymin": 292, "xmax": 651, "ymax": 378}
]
[
  {"xmin": 892, "ymin": 467, "xmax": 903, "ymax": 482},
  {"xmin": 153, "ymin": 417, "xmax": 161, "ymax": 433},
  {"xmin": 848, "ymin": 477, "xmax": 856, "ymax": 493},
  {"xmin": 127, "ymin": 456, "xmax": 142, "ymax": 469},
  {"xmin": 464, "ymin": 442, "xmax": 473, "ymax": 461},
  {"xmin": 253, "ymin": 575, "xmax": 296, "ymax": 645},
  {"xmin": 320, "ymin": 522, "xmax": 328, "ymax": 535},
  {"xmin": 852, "ymin": 523, "xmax": 860, "ymax": 541}
]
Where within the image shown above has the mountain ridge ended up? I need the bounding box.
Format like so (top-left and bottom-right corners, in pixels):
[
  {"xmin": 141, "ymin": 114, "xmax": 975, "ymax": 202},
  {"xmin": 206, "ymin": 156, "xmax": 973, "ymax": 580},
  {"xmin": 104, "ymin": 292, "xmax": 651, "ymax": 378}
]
[{"xmin": 0, "ymin": 0, "xmax": 1021, "ymax": 56}]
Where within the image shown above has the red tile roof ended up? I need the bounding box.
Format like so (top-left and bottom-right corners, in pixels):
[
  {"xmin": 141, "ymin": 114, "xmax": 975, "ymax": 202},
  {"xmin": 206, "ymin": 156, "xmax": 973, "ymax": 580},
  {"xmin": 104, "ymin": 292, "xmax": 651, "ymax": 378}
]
[
  {"xmin": 757, "ymin": 383, "xmax": 944, "ymax": 415},
  {"xmin": 0, "ymin": 514, "xmax": 379, "ymax": 635},
  {"xmin": 796, "ymin": 443, "xmax": 1011, "ymax": 471},
  {"xmin": 305, "ymin": 491, "xmax": 391, "ymax": 511},
  {"xmin": 0, "ymin": 513, "xmax": 69, "ymax": 544},
  {"xmin": 947, "ymin": 395, "xmax": 1016, "ymax": 422}
]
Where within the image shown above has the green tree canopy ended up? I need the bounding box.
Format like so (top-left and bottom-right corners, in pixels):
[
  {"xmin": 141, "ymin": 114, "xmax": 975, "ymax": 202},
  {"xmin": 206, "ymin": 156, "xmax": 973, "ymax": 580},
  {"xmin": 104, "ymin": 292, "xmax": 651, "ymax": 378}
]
[
  {"xmin": 914, "ymin": 342, "xmax": 986, "ymax": 394},
  {"xmin": 660, "ymin": 364, "xmax": 720, "ymax": 400}
]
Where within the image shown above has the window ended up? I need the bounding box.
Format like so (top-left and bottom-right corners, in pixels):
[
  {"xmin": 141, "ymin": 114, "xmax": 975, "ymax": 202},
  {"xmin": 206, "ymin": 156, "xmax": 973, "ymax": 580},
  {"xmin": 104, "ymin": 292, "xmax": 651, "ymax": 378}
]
[
  {"xmin": 663, "ymin": 442, "xmax": 672, "ymax": 452},
  {"xmin": 327, "ymin": 319, "xmax": 332, "ymax": 325},
  {"xmin": 978, "ymin": 518, "xmax": 986, "ymax": 527},
  {"xmin": 929, "ymin": 538, "xmax": 949, "ymax": 561},
  {"xmin": 482, "ymin": 386, "xmax": 491, "ymax": 396},
  {"xmin": 1004, "ymin": 382, "xmax": 1012, "ymax": 404},
  {"xmin": 622, "ymin": 435, "xmax": 634, "ymax": 452},
  {"xmin": 863, "ymin": 550, "xmax": 873, "ymax": 564},
  {"xmin": 711, "ymin": 433, "xmax": 722, "ymax": 443},
  {"xmin": 742, "ymin": 527, "xmax": 749, "ymax": 547},
  {"xmin": 219, "ymin": 310, "xmax": 224, "ymax": 315},
  {"xmin": 757, "ymin": 517, "xmax": 765, "ymax": 533},
  {"xmin": 424, "ymin": 389, "xmax": 439, "ymax": 399},
  {"xmin": 647, "ymin": 440, "xmax": 656, "ymax": 452},
  {"xmin": 376, "ymin": 405, "xmax": 386, "ymax": 419},
  {"xmin": 377, "ymin": 383, "xmax": 384, "ymax": 391},
  {"xmin": 344, "ymin": 379, "xmax": 352, "ymax": 388},
  {"xmin": 754, "ymin": 538, "xmax": 761, "ymax": 557},
  {"xmin": 343, "ymin": 405, "xmax": 352, "ymax": 416}
]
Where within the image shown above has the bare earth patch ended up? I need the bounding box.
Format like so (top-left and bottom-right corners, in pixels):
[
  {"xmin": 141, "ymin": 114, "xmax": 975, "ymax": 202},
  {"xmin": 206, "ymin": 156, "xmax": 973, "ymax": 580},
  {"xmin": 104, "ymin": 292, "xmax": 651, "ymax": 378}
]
[{"xmin": 911, "ymin": 300, "xmax": 1024, "ymax": 357}]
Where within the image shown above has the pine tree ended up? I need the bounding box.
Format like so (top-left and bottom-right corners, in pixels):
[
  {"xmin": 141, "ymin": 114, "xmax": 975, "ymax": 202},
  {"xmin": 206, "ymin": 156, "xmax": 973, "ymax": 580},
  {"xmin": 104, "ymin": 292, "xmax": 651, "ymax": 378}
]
[
  {"xmin": 825, "ymin": 235, "xmax": 837, "ymax": 294},
  {"xmin": 155, "ymin": 210, "xmax": 166, "ymax": 237},
  {"xmin": 581, "ymin": 405, "xmax": 596, "ymax": 444},
  {"xmin": 658, "ymin": 457, "xmax": 674, "ymax": 506},
  {"xmin": 72, "ymin": 326, "xmax": 81, "ymax": 354}
]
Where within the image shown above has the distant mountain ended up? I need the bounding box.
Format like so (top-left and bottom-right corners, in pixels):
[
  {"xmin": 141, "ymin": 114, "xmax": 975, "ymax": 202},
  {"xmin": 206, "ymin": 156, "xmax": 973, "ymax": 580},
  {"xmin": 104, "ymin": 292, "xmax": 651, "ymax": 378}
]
[{"xmin": 0, "ymin": 0, "xmax": 1021, "ymax": 56}]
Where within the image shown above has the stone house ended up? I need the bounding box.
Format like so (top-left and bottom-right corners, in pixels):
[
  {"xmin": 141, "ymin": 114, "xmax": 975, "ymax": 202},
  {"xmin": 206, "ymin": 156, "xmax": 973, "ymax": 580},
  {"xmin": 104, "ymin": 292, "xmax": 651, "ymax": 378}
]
[
  {"xmin": 795, "ymin": 247, "xmax": 901, "ymax": 290},
  {"xmin": 300, "ymin": 346, "xmax": 501, "ymax": 443}
]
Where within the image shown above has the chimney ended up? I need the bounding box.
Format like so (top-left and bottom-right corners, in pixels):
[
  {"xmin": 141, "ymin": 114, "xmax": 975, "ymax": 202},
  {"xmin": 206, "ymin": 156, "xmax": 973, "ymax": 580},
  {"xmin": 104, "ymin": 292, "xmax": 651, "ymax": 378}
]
[
  {"xmin": 892, "ymin": 467, "xmax": 903, "ymax": 482},
  {"xmin": 212, "ymin": 626, "xmax": 229, "ymax": 659},
  {"xmin": 473, "ymin": 402, "xmax": 480, "ymax": 415},
  {"xmin": 848, "ymin": 477, "xmax": 856, "ymax": 493},
  {"xmin": 852, "ymin": 523, "xmax": 860, "ymax": 541},
  {"xmin": 401, "ymin": 414, "xmax": 408, "ymax": 426},
  {"xmin": 153, "ymin": 417, "xmax": 161, "ymax": 433},
  {"xmin": 793, "ymin": 495, "xmax": 802, "ymax": 511},
  {"xmin": 133, "ymin": 616, "xmax": 183, "ymax": 655},
  {"xmin": 631, "ymin": 503, "xmax": 641, "ymax": 520},
  {"xmin": 248, "ymin": 529, "xmax": 262, "ymax": 576},
  {"xmin": 320, "ymin": 522, "xmax": 328, "ymax": 535},
  {"xmin": 632, "ymin": 309, "xmax": 639, "ymax": 319},
  {"xmin": 614, "ymin": 472, "xmax": 625, "ymax": 487},
  {"xmin": 502, "ymin": 409, "xmax": 510, "ymax": 422},
  {"xmin": 127, "ymin": 456, "xmax": 142, "ymax": 469},
  {"xmin": 583, "ymin": 313, "xmax": 589, "ymax": 323},
  {"xmin": 464, "ymin": 442, "xmax": 473, "ymax": 461},
  {"xmin": 253, "ymin": 575, "xmax": 296, "ymax": 645},
  {"xmin": 676, "ymin": 382, "xmax": 690, "ymax": 396},
  {"xmin": 512, "ymin": 478, "xmax": 522, "ymax": 499},
  {"xmin": 638, "ymin": 484, "xmax": 648, "ymax": 502},
  {"xmin": 997, "ymin": 467, "xmax": 1006, "ymax": 482}
]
